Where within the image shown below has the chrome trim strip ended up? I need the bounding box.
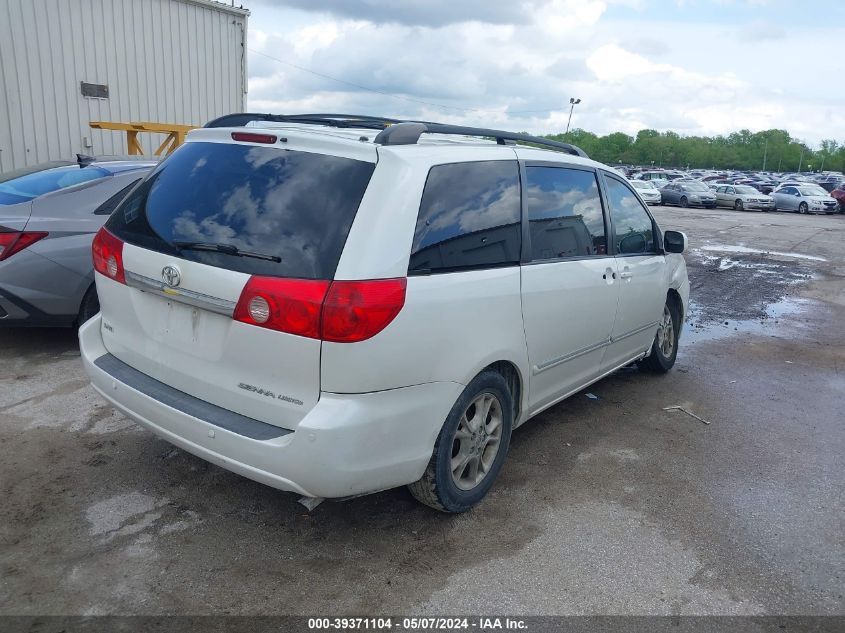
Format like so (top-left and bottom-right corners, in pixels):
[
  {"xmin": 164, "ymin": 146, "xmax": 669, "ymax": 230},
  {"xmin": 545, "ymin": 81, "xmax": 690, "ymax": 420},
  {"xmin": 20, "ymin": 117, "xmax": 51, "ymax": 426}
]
[
  {"xmin": 533, "ymin": 338, "xmax": 611, "ymax": 375},
  {"xmin": 125, "ymin": 271, "xmax": 236, "ymax": 317},
  {"xmin": 532, "ymin": 320, "xmax": 660, "ymax": 375},
  {"xmin": 611, "ymin": 321, "xmax": 660, "ymax": 343}
]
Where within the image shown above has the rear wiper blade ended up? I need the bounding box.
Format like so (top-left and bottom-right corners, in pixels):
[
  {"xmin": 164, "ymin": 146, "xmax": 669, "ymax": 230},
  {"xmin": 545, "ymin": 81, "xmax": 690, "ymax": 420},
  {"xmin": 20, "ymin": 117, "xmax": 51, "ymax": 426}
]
[{"xmin": 173, "ymin": 241, "xmax": 281, "ymax": 263}]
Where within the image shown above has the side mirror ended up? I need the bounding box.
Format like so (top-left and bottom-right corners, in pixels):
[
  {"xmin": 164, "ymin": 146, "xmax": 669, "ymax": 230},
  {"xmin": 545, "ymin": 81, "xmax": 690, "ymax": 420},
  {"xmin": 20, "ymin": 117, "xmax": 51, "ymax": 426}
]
[{"xmin": 664, "ymin": 230, "xmax": 687, "ymax": 254}]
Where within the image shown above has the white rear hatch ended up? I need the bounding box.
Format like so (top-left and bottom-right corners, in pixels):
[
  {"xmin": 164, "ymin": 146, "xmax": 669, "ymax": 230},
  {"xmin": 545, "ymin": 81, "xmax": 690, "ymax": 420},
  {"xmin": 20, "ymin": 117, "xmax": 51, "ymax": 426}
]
[{"xmin": 93, "ymin": 128, "xmax": 378, "ymax": 430}]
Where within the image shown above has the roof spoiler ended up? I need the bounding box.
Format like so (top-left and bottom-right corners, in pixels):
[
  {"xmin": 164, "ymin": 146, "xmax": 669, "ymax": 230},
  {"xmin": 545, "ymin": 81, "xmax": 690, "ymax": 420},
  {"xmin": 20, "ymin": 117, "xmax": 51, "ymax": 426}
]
[{"xmin": 203, "ymin": 113, "xmax": 588, "ymax": 158}]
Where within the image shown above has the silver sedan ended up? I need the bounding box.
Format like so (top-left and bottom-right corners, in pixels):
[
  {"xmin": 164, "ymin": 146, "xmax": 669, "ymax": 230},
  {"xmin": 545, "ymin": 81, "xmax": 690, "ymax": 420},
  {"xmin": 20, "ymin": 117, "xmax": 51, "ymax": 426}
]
[
  {"xmin": 659, "ymin": 181, "xmax": 717, "ymax": 208},
  {"xmin": 714, "ymin": 185, "xmax": 774, "ymax": 211},
  {"xmin": 771, "ymin": 185, "xmax": 839, "ymax": 215},
  {"xmin": 0, "ymin": 157, "xmax": 155, "ymax": 327}
]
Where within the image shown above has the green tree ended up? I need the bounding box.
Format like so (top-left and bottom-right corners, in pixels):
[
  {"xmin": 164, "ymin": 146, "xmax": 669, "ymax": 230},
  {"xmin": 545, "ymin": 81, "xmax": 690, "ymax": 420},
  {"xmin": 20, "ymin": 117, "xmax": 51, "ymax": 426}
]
[{"xmin": 543, "ymin": 127, "xmax": 844, "ymax": 174}]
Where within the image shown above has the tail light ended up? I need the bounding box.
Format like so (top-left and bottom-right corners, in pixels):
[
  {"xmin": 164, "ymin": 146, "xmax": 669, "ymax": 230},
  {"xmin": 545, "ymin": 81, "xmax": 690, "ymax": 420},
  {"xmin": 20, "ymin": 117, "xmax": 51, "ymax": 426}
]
[
  {"xmin": 234, "ymin": 276, "xmax": 406, "ymax": 343},
  {"xmin": 92, "ymin": 227, "xmax": 126, "ymax": 284},
  {"xmin": 322, "ymin": 279, "xmax": 407, "ymax": 343},
  {"xmin": 0, "ymin": 231, "xmax": 48, "ymax": 262},
  {"xmin": 234, "ymin": 277, "xmax": 329, "ymax": 339}
]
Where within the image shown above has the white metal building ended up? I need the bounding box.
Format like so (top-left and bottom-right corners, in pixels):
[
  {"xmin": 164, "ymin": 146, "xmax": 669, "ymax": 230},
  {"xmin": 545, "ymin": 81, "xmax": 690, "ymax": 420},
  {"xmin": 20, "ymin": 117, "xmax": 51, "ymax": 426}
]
[{"xmin": 0, "ymin": 0, "xmax": 249, "ymax": 172}]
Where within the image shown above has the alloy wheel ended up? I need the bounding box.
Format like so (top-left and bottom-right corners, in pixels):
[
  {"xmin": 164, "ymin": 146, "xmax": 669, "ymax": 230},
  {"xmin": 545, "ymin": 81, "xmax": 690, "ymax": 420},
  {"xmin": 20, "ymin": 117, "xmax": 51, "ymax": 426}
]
[
  {"xmin": 450, "ymin": 392, "xmax": 504, "ymax": 491},
  {"xmin": 655, "ymin": 305, "xmax": 675, "ymax": 358}
]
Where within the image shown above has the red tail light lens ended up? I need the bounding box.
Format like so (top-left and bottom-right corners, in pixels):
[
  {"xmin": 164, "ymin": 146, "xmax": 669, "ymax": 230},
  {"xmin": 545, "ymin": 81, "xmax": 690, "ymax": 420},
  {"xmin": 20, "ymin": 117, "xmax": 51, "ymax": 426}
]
[
  {"xmin": 0, "ymin": 231, "xmax": 48, "ymax": 261},
  {"xmin": 91, "ymin": 227, "xmax": 126, "ymax": 284},
  {"xmin": 322, "ymin": 278, "xmax": 407, "ymax": 343},
  {"xmin": 234, "ymin": 277, "xmax": 330, "ymax": 338},
  {"xmin": 233, "ymin": 276, "xmax": 406, "ymax": 342},
  {"xmin": 231, "ymin": 132, "xmax": 277, "ymax": 144}
]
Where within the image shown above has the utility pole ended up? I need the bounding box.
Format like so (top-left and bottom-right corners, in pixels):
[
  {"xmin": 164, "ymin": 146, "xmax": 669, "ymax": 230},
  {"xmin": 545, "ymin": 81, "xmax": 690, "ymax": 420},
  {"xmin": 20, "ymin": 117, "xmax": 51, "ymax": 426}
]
[
  {"xmin": 565, "ymin": 97, "xmax": 581, "ymax": 135},
  {"xmin": 798, "ymin": 147, "xmax": 804, "ymax": 172},
  {"xmin": 762, "ymin": 137, "xmax": 768, "ymax": 171}
]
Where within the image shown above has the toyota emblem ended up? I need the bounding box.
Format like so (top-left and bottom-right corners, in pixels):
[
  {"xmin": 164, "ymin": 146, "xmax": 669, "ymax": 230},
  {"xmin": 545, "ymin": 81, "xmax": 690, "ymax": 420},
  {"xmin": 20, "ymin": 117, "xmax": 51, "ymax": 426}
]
[{"xmin": 161, "ymin": 265, "xmax": 181, "ymax": 288}]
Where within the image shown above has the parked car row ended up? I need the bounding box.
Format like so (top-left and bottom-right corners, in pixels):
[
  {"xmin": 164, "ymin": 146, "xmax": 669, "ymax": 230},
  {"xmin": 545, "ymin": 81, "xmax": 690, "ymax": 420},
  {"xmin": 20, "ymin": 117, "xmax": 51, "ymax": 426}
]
[{"xmin": 623, "ymin": 166, "xmax": 844, "ymax": 214}]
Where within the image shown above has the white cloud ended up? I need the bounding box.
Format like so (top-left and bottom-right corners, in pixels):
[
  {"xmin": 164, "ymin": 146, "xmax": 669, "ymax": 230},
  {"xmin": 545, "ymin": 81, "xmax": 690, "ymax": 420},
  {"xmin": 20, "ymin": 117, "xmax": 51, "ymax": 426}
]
[{"xmin": 244, "ymin": 1, "xmax": 845, "ymax": 146}]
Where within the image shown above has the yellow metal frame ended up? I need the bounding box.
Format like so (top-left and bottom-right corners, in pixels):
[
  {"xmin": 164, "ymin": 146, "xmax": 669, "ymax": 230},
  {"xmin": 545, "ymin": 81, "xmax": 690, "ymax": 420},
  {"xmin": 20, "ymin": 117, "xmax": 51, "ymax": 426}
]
[{"xmin": 89, "ymin": 121, "xmax": 197, "ymax": 156}]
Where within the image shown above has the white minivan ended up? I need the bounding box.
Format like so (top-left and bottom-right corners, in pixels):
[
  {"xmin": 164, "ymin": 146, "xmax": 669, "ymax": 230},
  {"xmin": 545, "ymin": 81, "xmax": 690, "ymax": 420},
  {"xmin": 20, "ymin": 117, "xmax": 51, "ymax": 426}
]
[{"xmin": 80, "ymin": 115, "xmax": 689, "ymax": 512}]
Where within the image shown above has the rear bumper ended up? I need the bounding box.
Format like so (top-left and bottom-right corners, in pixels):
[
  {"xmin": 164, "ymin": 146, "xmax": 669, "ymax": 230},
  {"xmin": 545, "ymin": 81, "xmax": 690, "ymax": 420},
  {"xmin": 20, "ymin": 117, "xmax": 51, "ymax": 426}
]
[{"xmin": 79, "ymin": 315, "xmax": 462, "ymax": 498}]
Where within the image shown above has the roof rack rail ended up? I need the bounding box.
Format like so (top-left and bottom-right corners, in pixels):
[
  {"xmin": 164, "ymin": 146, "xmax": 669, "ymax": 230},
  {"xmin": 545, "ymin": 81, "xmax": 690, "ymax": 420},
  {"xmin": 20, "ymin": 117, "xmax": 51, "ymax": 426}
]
[
  {"xmin": 204, "ymin": 112, "xmax": 400, "ymax": 129},
  {"xmin": 203, "ymin": 113, "xmax": 588, "ymax": 158},
  {"xmin": 373, "ymin": 122, "xmax": 588, "ymax": 158}
]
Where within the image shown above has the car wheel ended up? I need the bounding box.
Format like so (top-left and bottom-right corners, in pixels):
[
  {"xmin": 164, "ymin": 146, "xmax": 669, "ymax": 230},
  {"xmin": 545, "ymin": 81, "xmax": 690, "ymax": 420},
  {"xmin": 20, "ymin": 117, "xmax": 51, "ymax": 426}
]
[
  {"xmin": 680, "ymin": 196, "xmax": 689, "ymax": 208},
  {"xmin": 637, "ymin": 299, "xmax": 680, "ymax": 374},
  {"xmin": 408, "ymin": 371, "xmax": 513, "ymax": 513},
  {"xmin": 799, "ymin": 202, "xmax": 808, "ymax": 214},
  {"xmin": 734, "ymin": 199, "xmax": 744, "ymax": 211},
  {"xmin": 76, "ymin": 284, "xmax": 100, "ymax": 327}
]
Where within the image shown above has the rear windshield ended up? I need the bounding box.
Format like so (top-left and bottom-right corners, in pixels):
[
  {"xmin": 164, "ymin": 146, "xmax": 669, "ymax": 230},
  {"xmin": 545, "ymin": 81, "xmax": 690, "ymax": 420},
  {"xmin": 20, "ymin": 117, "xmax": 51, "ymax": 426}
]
[
  {"xmin": 106, "ymin": 142, "xmax": 375, "ymax": 278},
  {"xmin": 0, "ymin": 165, "xmax": 110, "ymax": 205}
]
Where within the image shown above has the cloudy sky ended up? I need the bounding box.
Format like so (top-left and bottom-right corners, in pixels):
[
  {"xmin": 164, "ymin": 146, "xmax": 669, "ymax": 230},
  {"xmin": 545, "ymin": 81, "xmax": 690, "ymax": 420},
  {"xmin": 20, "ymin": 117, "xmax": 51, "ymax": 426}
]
[{"xmin": 244, "ymin": 1, "xmax": 843, "ymax": 146}]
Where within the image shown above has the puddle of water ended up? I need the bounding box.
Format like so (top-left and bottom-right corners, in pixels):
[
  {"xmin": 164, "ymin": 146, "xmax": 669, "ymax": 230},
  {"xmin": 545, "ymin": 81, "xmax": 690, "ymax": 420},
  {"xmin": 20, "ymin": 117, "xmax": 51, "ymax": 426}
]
[
  {"xmin": 682, "ymin": 296, "xmax": 811, "ymax": 346},
  {"xmin": 700, "ymin": 245, "xmax": 826, "ymax": 262}
]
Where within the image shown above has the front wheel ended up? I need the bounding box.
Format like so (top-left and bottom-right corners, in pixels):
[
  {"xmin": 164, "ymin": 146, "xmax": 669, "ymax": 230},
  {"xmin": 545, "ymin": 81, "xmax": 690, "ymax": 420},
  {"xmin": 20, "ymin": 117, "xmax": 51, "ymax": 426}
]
[
  {"xmin": 799, "ymin": 202, "xmax": 808, "ymax": 214},
  {"xmin": 638, "ymin": 299, "xmax": 680, "ymax": 374},
  {"xmin": 734, "ymin": 199, "xmax": 744, "ymax": 211},
  {"xmin": 408, "ymin": 371, "xmax": 513, "ymax": 513},
  {"xmin": 680, "ymin": 196, "xmax": 689, "ymax": 208}
]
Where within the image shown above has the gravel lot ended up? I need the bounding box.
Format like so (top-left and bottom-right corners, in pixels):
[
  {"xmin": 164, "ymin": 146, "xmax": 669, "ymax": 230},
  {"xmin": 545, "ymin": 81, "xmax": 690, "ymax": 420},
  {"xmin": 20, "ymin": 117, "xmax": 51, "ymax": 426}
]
[{"xmin": 1, "ymin": 207, "xmax": 843, "ymax": 617}]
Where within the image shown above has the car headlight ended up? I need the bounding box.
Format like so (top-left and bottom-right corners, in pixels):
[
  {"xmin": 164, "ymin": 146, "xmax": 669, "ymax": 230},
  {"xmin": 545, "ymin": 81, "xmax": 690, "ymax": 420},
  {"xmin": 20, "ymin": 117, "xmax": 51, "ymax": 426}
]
[{"xmin": 690, "ymin": 195, "xmax": 700, "ymax": 200}]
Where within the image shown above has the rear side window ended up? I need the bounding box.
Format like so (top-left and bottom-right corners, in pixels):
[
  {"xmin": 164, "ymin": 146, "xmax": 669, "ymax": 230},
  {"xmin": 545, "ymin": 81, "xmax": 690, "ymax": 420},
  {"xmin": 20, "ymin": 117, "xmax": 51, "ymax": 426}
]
[
  {"xmin": 604, "ymin": 176, "xmax": 657, "ymax": 255},
  {"xmin": 106, "ymin": 142, "xmax": 375, "ymax": 279},
  {"xmin": 0, "ymin": 165, "xmax": 109, "ymax": 205},
  {"xmin": 94, "ymin": 179, "xmax": 141, "ymax": 215},
  {"xmin": 408, "ymin": 161, "xmax": 521, "ymax": 274},
  {"xmin": 525, "ymin": 167, "xmax": 606, "ymax": 260}
]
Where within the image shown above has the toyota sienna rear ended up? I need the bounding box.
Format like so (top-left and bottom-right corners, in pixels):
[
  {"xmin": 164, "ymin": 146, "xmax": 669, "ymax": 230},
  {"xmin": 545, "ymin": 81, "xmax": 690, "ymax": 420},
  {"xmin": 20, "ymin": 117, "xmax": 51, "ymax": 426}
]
[{"xmin": 80, "ymin": 116, "xmax": 689, "ymax": 512}]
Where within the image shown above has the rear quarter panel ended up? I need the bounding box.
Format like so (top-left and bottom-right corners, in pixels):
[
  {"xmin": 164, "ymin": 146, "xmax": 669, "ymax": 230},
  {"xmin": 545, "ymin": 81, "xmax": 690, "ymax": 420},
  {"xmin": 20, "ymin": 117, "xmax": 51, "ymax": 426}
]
[{"xmin": 320, "ymin": 267, "xmax": 529, "ymax": 410}]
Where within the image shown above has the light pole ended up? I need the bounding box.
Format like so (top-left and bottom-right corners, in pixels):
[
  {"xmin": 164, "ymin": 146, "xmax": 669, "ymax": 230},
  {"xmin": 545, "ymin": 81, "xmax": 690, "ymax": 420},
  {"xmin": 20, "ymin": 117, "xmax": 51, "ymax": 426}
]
[
  {"xmin": 565, "ymin": 97, "xmax": 581, "ymax": 135},
  {"xmin": 762, "ymin": 137, "xmax": 768, "ymax": 171}
]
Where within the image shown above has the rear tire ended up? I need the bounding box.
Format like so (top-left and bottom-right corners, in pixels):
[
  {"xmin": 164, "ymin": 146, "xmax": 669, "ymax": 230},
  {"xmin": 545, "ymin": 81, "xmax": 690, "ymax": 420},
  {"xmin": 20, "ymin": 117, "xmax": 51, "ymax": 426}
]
[
  {"xmin": 637, "ymin": 299, "xmax": 680, "ymax": 374},
  {"xmin": 408, "ymin": 371, "xmax": 513, "ymax": 513},
  {"xmin": 76, "ymin": 284, "xmax": 100, "ymax": 328}
]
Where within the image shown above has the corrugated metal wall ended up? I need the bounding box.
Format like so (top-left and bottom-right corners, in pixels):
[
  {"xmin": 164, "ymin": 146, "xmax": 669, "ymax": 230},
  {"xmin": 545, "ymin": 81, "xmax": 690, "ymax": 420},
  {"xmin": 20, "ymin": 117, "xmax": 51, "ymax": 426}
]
[{"xmin": 0, "ymin": 0, "xmax": 248, "ymax": 173}]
